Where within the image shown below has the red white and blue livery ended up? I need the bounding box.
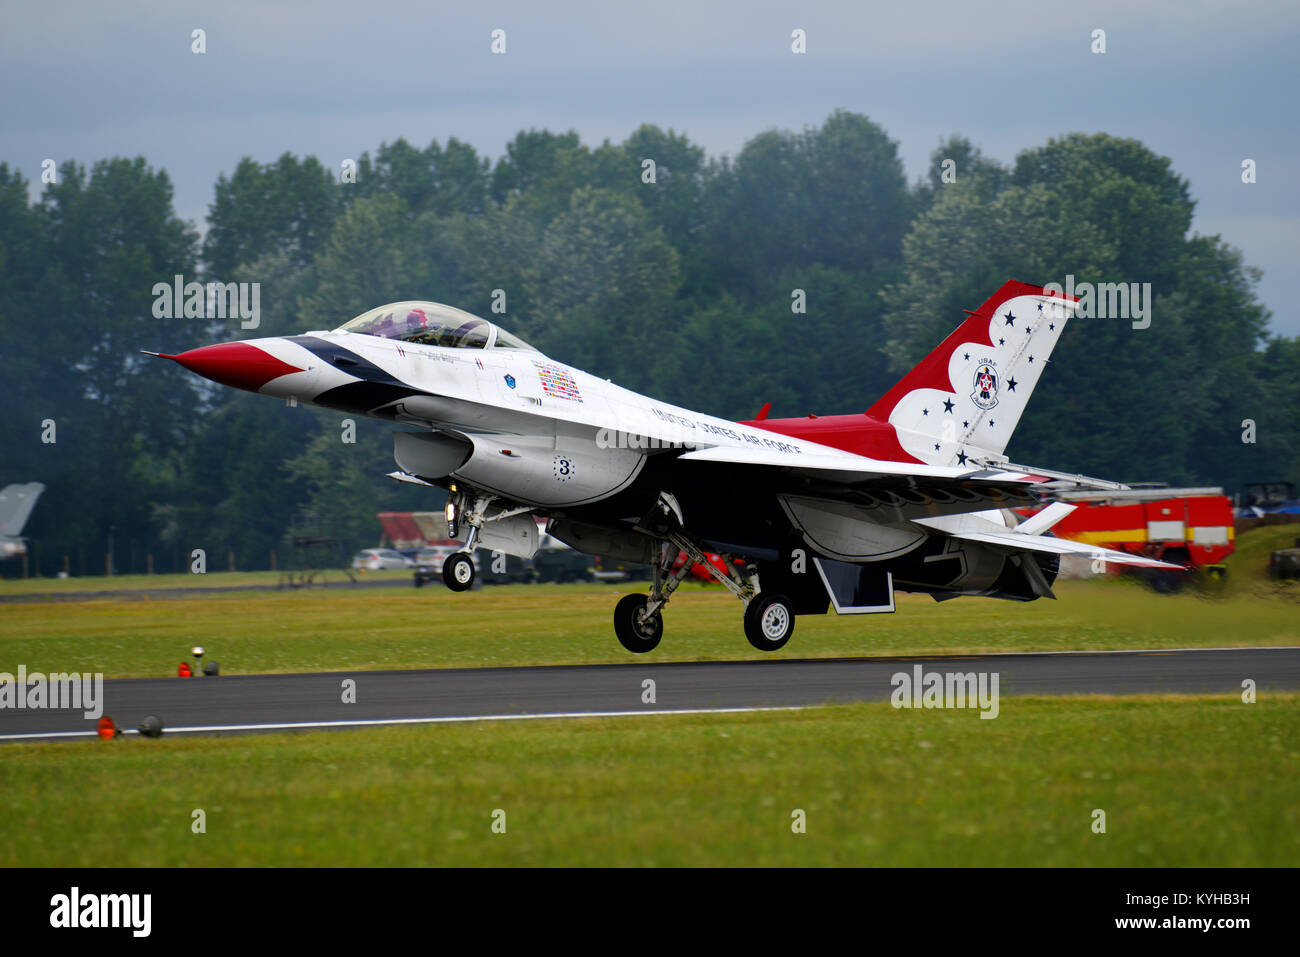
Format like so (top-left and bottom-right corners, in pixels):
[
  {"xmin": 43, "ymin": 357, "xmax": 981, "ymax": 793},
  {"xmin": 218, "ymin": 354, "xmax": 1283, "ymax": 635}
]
[{"xmin": 154, "ymin": 281, "xmax": 1179, "ymax": 653}]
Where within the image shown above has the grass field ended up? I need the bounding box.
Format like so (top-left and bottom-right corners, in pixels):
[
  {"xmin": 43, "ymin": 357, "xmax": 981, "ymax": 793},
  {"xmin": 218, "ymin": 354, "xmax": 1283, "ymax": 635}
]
[
  {"xmin": 2, "ymin": 694, "xmax": 1295, "ymax": 866},
  {"xmin": 1, "ymin": 527, "xmax": 1295, "ymax": 678},
  {"xmin": 2, "ymin": 528, "xmax": 1295, "ymax": 867},
  {"xmin": 0, "ymin": 576, "xmax": 1296, "ymax": 678},
  {"xmin": 1224, "ymin": 523, "xmax": 1300, "ymax": 595},
  {"xmin": 0, "ymin": 568, "xmax": 296, "ymax": 594}
]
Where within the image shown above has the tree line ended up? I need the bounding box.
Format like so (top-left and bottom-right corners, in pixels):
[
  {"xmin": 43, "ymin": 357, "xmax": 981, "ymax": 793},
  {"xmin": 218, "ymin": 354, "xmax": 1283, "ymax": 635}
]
[{"xmin": 1, "ymin": 111, "xmax": 1295, "ymax": 576}]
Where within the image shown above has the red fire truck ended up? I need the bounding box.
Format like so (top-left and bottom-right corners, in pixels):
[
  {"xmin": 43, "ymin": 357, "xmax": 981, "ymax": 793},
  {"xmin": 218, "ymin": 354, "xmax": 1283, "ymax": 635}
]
[{"xmin": 1019, "ymin": 486, "xmax": 1234, "ymax": 591}]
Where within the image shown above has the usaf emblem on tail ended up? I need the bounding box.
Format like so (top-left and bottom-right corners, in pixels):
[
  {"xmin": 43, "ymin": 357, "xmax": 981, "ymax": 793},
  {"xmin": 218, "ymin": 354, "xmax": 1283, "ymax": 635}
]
[{"xmin": 971, "ymin": 361, "xmax": 999, "ymax": 410}]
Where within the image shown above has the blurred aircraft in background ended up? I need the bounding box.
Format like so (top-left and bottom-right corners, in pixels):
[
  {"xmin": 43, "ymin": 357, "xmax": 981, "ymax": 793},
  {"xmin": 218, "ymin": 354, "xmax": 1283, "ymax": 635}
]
[{"xmin": 0, "ymin": 482, "xmax": 45, "ymax": 559}]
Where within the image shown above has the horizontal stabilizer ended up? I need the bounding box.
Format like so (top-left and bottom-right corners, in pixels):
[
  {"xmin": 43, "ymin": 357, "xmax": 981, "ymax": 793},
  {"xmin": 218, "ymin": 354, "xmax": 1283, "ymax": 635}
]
[
  {"xmin": 1014, "ymin": 502, "xmax": 1077, "ymax": 536},
  {"xmin": 975, "ymin": 459, "xmax": 1131, "ymax": 492},
  {"xmin": 913, "ymin": 512, "xmax": 1184, "ymax": 570}
]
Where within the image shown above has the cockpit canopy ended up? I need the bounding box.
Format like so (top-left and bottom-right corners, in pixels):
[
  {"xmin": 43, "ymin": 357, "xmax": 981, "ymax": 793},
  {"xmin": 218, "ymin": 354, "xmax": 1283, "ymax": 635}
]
[{"xmin": 335, "ymin": 301, "xmax": 536, "ymax": 351}]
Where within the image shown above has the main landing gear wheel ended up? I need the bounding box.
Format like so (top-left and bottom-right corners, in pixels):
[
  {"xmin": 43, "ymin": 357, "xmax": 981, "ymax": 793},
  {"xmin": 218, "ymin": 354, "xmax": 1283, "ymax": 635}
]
[
  {"xmin": 614, "ymin": 594, "xmax": 663, "ymax": 653},
  {"xmin": 442, "ymin": 553, "xmax": 476, "ymax": 592},
  {"xmin": 744, "ymin": 593, "xmax": 795, "ymax": 651}
]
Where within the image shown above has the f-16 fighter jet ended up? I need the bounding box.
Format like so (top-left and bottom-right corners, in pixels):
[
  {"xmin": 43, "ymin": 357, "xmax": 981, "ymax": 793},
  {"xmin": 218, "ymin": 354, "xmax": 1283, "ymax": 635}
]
[{"xmin": 152, "ymin": 281, "xmax": 1177, "ymax": 653}]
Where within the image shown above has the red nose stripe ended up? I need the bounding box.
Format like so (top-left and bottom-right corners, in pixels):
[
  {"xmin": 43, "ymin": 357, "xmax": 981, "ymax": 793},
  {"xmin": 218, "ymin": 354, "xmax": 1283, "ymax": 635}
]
[{"xmin": 169, "ymin": 342, "xmax": 303, "ymax": 392}]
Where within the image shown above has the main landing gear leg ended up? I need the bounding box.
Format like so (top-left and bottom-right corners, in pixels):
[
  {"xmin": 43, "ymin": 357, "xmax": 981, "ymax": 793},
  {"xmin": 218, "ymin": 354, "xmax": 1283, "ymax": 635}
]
[
  {"xmin": 443, "ymin": 491, "xmax": 494, "ymax": 592},
  {"xmin": 664, "ymin": 531, "xmax": 795, "ymax": 650},
  {"xmin": 614, "ymin": 491, "xmax": 796, "ymax": 653},
  {"xmin": 613, "ymin": 541, "xmax": 686, "ymax": 653}
]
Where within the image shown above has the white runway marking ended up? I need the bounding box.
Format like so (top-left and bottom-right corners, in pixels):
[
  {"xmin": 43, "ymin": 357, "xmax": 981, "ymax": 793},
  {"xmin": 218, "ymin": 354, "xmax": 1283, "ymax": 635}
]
[{"xmin": 0, "ymin": 705, "xmax": 807, "ymax": 741}]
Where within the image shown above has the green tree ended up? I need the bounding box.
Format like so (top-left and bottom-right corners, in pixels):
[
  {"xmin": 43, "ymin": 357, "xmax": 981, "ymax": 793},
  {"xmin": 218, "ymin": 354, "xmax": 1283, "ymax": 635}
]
[
  {"xmin": 528, "ymin": 187, "xmax": 681, "ymax": 387},
  {"xmin": 205, "ymin": 153, "xmax": 340, "ymax": 275},
  {"xmin": 702, "ymin": 111, "xmax": 909, "ymax": 299},
  {"xmin": 657, "ymin": 264, "xmax": 897, "ymax": 421},
  {"xmin": 282, "ymin": 415, "xmax": 430, "ymax": 558},
  {"xmin": 168, "ymin": 394, "xmax": 319, "ymax": 569},
  {"xmin": 354, "ymin": 137, "xmax": 490, "ymax": 218},
  {"xmin": 1011, "ymin": 133, "xmax": 1193, "ymax": 286},
  {"xmin": 297, "ymin": 193, "xmax": 422, "ymax": 324},
  {"xmin": 18, "ymin": 157, "xmax": 201, "ymax": 574},
  {"xmin": 912, "ymin": 134, "xmax": 1007, "ymax": 213},
  {"xmin": 883, "ymin": 134, "xmax": 1276, "ymax": 484},
  {"xmin": 489, "ymin": 129, "xmax": 584, "ymax": 211}
]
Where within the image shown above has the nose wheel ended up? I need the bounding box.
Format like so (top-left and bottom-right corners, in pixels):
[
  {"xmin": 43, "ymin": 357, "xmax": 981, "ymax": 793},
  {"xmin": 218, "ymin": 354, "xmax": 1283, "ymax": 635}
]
[
  {"xmin": 442, "ymin": 489, "xmax": 504, "ymax": 593},
  {"xmin": 442, "ymin": 553, "xmax": 476, "ymax": 591}
]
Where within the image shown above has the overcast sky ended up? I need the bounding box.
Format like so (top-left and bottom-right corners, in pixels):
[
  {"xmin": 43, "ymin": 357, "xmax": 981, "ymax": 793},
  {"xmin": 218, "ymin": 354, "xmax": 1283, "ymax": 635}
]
[{"xmin": 3, "ymin": 0, "xmax": 1297, "ymax": 333}]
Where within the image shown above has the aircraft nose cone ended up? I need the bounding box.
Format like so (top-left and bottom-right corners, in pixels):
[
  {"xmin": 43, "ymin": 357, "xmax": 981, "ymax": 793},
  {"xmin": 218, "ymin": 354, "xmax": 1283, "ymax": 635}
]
[{"xmin": 165, "ymin": 341, "xmax": 304, "ymax": 392}]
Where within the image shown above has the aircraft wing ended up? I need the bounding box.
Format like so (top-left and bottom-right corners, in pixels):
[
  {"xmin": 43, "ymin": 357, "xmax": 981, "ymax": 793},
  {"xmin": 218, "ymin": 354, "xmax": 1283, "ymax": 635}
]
[
  {"xmin": 677, "ymin": 444, "xmax": 1036, "ymax": 485},
  {"xmin": 912, "ymin": 512, "xmax": 1183, "ymax": 570},
  {"xmin": 962, "ymin": 458, "xmax": 1130, "ymax": 492}
]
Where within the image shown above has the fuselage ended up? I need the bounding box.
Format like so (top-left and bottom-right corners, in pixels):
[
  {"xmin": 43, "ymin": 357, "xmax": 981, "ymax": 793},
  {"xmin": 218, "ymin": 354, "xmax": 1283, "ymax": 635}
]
[
  {"xmin": 169, "ymin": 318, "xmax": 903, "ymax": 513},
  {"xmin": 164, "ymin": 301, "xmax": 1013, "ymax": 573}
]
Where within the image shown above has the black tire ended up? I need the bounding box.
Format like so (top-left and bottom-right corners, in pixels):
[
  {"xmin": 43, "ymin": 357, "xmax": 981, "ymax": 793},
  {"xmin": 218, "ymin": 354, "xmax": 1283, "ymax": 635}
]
[
  {"xmin": 442, "ymin": 553, "xmax": 476, "ymax": 592},
  {"xmin": 744, "ymin": 593, "xmax": 795, "ymax": 651},
  {"xmin": 613, "ymin": 594, "xmax": 662, "ymax": 653}
]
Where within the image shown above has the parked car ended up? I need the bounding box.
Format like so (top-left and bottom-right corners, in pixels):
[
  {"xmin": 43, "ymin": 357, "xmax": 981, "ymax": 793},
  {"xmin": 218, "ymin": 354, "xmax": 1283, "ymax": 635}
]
[
  {"xmin": 592, "ymin": 554, "xmax": 651, "ymax": 583},
  {"xmin": 533, "ymin": 543, "xmax": 595, "ymax": 583},
  {"xmin": 1270, "ymin": 537, "xmax": 1300, "ymax": 580},
  {"xmin": 351, "ymin": 548, "xmax": 414, "ymax": 571},
  {"xmin": 479, "ymin": 550, "xmax": 537, "ymax": 585},
  {"xmin": 413, "ymin": 543, "xmax": 478, "ymax": 586}
]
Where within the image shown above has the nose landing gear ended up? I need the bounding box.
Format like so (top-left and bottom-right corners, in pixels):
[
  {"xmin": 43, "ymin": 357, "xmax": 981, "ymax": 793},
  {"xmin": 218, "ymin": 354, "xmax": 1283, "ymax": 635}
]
[
  {"xmin": 442, "ymin": 490, "xmax": 495, "ymax": 591},
  {"xmin": 442, "ymin": 552, "xmax": 477, "ymax": 591}
]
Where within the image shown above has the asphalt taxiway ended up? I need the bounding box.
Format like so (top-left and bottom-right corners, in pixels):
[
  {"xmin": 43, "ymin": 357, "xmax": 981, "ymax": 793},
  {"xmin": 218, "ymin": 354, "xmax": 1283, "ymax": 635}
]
[{"xmin": 2, "ymin": 646, "xmax": 1297, "ymax": 742}]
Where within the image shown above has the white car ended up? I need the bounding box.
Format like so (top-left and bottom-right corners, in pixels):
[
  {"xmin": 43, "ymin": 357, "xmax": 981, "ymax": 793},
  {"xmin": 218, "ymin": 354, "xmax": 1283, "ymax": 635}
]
[
  {"xmin": 351, "ymin": 548, "xmax": 414, "ymax": 571},
  {"xmin": 413, "ymin": 544, "xmax": 460, "ymax": 573},
  {"xmin": 413, "ymin": 544, "xmax": 479, "ymax": 585}
]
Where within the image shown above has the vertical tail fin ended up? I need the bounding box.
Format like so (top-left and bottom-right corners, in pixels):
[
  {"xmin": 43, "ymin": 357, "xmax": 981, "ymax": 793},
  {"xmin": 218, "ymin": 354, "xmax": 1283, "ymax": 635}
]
[{"xmin": 867, "ymin": 281, "xmax": 1078, "ymax": 465}]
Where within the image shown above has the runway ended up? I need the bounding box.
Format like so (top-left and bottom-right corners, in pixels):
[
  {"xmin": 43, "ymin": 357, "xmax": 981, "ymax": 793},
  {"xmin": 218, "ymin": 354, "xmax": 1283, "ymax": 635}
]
[{"xmin": 2, "ymin": 646, "xmax": 1298, "ymax": 742}]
